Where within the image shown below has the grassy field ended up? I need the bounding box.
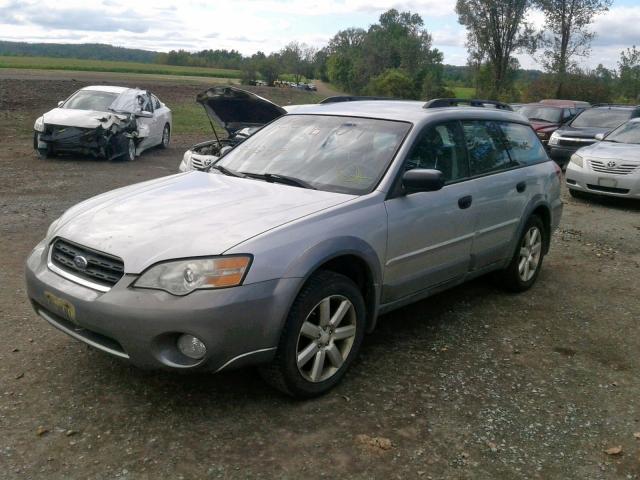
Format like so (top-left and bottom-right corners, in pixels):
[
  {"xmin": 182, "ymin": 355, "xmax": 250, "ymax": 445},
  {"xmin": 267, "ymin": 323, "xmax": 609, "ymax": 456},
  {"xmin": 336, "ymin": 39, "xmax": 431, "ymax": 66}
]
[
  {"xmin": 451, "ymin": 86, "xmax": 476, "ymax": 99},
  {"xmin": 0, "ymin": 56, "xmax": 241, "ymax": 79}
]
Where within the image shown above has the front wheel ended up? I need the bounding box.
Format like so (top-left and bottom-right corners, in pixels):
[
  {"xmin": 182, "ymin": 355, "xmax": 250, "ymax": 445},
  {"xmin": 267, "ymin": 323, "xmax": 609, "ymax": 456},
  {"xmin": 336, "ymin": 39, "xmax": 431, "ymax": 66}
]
[
  {"xmin": 33, "ymin": 132, "xmax": 52, "ymax": 159},
  {"xmin": 497, "ymin": 215, "xmax": 546, "ymax": 292},
  {"xmin": 160, "ymin": 124, "xmax": 170, "ymax": 149},
  {"xmin": 125, "ymin": 137, "xmax": 136, "ymax": 161},
  {"xmin": 259, "ymin": 271, "xmax": 366, "ymax": 398}
]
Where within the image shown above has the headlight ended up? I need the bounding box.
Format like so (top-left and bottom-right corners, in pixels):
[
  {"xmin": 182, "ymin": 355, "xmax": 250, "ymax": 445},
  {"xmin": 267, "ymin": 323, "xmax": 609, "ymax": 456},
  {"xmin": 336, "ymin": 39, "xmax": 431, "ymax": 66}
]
[
  {"xmin": 570, "ymin": 153, "xmax": 583, "ymax": 168},
  {"xmin": 34, "ymin": 116, "xmax": 45, "ymax": 132},
  {"xmin": 549, "ymin": 131, "xmax": 560, "ymax": 145},
  {"xmin": 134, "ymin": 256, "xmax": 252, "ymax": 295},
  {"xmin": 536, "ymin": 131, "xmax": 550, "ymax": 140}
]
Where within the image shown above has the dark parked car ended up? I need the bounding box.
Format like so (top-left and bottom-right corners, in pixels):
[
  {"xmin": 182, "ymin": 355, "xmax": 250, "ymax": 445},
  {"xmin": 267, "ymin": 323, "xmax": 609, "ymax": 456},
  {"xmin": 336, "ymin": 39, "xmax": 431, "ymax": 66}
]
[
  {"xmin": 518, "ymin": 103, "xmax": 578, "ymax": 145},
  {"xmin": 548, "ymin": 105, "xmax": 640, "ymax": 166}
]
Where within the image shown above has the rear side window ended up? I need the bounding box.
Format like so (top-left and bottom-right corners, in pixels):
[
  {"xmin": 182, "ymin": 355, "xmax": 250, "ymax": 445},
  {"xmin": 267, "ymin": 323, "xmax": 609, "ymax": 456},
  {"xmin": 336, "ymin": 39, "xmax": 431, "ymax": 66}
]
[
  {"xmin": 405, "ymin": 121, "xmax": 469, "ymax": 183},
  {"xmin": 499, "ymin": 122, "xmax": 548, "ymax": 166},
  {"xmin": 462, "ymin": 120, "xmax": 512, "ymax": 176}
]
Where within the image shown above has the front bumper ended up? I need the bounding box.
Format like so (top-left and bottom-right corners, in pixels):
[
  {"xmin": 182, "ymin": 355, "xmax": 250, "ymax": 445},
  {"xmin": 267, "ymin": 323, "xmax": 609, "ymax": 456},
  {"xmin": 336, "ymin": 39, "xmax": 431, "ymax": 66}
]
[
  {"xmin": 26, "ymin": 242, "xmax": 300, "ymax": 371},
  {"xmin": 548, "ymin": 145, "xmax": 577, "ymax": 163},
  {"xmin": 565, "ymin": 164, "xmax": 640, "ymax": 199}
]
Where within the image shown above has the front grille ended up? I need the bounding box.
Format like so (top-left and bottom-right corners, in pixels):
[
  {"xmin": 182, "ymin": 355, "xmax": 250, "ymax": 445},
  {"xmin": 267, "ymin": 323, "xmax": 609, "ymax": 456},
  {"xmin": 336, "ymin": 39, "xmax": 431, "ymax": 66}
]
[
  {"xmin": 191, "ymin": 155, "xmax": 216, "ymax": 171},
  {"xmin": 558, "ymin": 137, "xmax": 595, "ymax": 148},
  {"xmin": 50, "ymin": 238, "xmax": 124, "ymax": 288},
  {"xmin": 589, "ymin": 159, "xmax": 639, "ymax": 175},
  {"xmin": 586, "ymin": 184, "xmax": 630, "ymax": 194}
]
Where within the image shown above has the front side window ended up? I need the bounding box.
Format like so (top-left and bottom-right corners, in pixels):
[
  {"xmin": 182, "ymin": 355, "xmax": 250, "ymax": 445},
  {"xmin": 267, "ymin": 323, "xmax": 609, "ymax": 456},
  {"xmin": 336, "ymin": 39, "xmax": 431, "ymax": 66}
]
[
  {"xmin": 216, "ymin": 115, "xmax": 411, "ymax": 195},
  {"xmin": 404, "ymin": 121, "xmax": 469, "ymax": 183},
  {"xmin": 152, "ymin": 95, "xmax": 161, "ymax": 109},
  {"xmin": 62, "ymin": 90, "xmax": 118, "ymax": 111},
  {"xmin": 499, "ymin": 122, "xmax": 548, "ymax": 166},
  {"xmin": 462, "ymin": 120, "xmax": 512, "ymax": 176}
]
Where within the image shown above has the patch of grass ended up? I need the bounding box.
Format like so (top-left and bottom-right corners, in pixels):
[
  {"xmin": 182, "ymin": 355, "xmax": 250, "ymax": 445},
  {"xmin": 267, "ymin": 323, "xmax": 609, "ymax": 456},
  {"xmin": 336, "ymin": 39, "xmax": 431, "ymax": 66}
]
[
  {"xmin": 0, "ymin": 56, "xmax": 241, "ymax": 79},
  {"xmin": 171, "ymin": 102, "xmax": 225, "ymax": 136},
  {"xmin": 451, "ymin": 86, "xmax": 476, "ymax": 99}
]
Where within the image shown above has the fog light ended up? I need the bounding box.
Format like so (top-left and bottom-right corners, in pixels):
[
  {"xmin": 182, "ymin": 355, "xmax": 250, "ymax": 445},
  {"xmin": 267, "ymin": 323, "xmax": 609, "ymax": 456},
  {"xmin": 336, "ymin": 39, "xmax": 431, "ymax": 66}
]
[{"xmin": 177, "ymin": 334, "xmax": 207, "ymax": 360}]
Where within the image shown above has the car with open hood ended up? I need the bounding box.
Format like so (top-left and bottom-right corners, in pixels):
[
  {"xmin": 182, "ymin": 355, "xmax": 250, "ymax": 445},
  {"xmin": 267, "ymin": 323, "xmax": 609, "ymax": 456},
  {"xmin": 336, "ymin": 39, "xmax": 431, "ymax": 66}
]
[
  {"xmin": 566, "ymin": 118, "xmax": 640, "ymax": 199},
  {"xmin": 179, "ymin": 86, "xmax": 287, "ymax": 171},
  {"xmin": 548, "ymin": 104, "xmax": 640, "ymax": 167},
  {"xmin": 26, "ymin": 98, "xmax": 562, "ymax": 398},
  {"xmin": 34, "ymin": 86, "xmax": 172, "ymax": 161}
]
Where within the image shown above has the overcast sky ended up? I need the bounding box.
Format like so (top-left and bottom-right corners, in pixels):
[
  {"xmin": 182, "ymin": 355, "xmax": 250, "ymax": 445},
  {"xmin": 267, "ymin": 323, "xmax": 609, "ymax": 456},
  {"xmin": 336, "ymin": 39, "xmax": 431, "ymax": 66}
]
[{"xmin": 0, "ymin": 0, "xmax": 638, "ymax": 70}]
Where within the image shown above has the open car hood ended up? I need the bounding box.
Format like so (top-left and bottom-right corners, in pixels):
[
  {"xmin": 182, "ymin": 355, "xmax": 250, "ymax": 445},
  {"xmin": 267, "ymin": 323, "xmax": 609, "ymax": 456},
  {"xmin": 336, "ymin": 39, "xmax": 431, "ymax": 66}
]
[{"xmin": 196, "ymin": 86, "xmax": 287, "ymax": 136}]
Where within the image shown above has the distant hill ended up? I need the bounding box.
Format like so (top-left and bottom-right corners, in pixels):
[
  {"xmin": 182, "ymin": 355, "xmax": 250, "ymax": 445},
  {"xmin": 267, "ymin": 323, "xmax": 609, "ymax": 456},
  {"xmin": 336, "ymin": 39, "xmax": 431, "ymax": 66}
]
[{"xmin": 0, "ymin": 41, "xmax": 159, "ymax": 63}]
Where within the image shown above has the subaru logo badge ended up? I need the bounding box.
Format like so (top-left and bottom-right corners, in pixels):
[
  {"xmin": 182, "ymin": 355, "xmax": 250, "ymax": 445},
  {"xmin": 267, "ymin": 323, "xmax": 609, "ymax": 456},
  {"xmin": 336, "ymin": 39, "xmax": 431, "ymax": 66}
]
[
  {"xmin": 73, "ymin": 255, "xmax": 88, "ymax": 270},
  {"xmin": 607, "ymin": 160, "xmax": 616, "ymax": 168}
]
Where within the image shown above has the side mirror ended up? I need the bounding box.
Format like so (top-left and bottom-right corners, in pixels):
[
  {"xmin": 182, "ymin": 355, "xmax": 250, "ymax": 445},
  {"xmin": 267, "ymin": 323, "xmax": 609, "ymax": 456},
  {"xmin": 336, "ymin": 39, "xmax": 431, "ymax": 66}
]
[
  {"xmin": 595, "ymin": 133, "xmax": 605, "ymax": 141},
  {"xmin": 135, "ymin": 110, "xmax": 153, "ymax": 118},
  {"xmin": 402, "ymin": 169, "xmax": 445, "ymax": 194},
  {"xmin": 57, "ymin": 101, "xmax": 64, "ymax": 107}
]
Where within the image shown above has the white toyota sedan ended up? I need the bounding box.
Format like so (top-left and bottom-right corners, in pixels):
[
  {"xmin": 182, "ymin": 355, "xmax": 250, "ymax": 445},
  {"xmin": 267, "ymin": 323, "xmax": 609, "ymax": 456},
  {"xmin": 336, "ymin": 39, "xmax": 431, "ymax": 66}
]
[
  {"xmin": 566, "ymin": 118, "xmax": 640, "ymax": 199},
  {"xmin": 34, "ymin": 86, "xmax": 172, "ymax": 162}
]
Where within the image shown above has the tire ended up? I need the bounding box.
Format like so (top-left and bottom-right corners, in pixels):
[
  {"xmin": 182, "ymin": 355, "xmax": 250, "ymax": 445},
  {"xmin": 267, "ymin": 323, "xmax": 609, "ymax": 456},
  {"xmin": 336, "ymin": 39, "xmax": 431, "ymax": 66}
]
[
  {"xmin": 259, "ymin": 271, "xmax": 366, "ymax": 398},
  {"xmin": 125, "ymin": 137, "xmax": 136, "ymax": 161},
  {"xmin": 160, "ymin": 124, "xmax": 170, "ymax": 149},
  {"xmin": 497, "ymin": 215, "xmax": 546, "ymax": 293},
  {"xmin": 569, "ymin": 188, "xmax": 587, "ymax": 200}
]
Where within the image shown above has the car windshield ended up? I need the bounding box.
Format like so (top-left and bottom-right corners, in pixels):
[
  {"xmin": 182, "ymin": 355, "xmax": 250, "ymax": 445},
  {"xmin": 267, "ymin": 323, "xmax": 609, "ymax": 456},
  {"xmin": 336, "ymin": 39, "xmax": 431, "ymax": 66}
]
[
  {"xmin": 519, "ymin": 105, "xmax": 562, "ymax": 123},
  {"xmin": 63, "ymin": 90, "xmax": 119, "ymax": 111},
  {"xmin": 571, "ymin": 108, "xmax": 632, "ymax": 128},
  {"xmin": 215, "ymin": 115, "xmax": 411, "ymax": 194},
  {"xmin": 604, "ymin": 121, "xmax": 640, "ymax": 144}
]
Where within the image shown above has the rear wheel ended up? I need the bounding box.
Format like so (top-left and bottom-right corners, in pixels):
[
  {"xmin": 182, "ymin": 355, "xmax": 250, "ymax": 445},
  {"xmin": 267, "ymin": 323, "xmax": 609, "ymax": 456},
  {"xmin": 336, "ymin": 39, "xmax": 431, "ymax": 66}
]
[
  {"xmin": 259, "ymin": 271, "xmax": 366, "ymax": 398},
  {"xmin": 497, "ymin": 215, "xmax": 546, "ymax": 292}
]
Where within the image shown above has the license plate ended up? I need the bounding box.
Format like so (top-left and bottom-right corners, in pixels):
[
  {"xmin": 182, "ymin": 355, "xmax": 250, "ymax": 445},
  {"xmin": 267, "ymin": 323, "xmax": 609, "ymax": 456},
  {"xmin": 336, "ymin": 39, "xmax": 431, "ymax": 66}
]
[
  {"xmin": 44, "ymin": 291, "xmax": 77, "ymax": 323},
  {"xmin": 598, "ymin": 177, "xmax": 617, "ymax": 188}
]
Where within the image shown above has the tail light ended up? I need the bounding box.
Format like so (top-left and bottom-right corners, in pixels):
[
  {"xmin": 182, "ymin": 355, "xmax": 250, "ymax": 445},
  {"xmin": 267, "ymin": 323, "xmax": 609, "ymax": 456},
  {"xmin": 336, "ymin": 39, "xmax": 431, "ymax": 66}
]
[{"xmin": 553, "ymin": 162, "xmax": 562, "ymax": 179}]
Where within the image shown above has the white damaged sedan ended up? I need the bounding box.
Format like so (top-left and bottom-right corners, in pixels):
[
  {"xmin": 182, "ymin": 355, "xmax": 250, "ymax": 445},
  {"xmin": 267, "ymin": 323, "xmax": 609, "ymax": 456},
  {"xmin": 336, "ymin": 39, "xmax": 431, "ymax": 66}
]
[
  {"xmin": 566, "ymin": 118, "xmax": 640, "ymax": 199},
  {"xmin": 34, "ymin": 86, "xmax": 172, "ymax": 161}
]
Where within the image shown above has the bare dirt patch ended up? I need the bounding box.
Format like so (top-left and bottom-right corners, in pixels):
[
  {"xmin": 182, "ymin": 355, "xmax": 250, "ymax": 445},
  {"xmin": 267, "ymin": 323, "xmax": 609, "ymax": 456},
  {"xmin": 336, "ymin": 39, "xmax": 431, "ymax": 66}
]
[{"xmin": 1, "ymin": 72, "xmax": 639, "ymax": 479}]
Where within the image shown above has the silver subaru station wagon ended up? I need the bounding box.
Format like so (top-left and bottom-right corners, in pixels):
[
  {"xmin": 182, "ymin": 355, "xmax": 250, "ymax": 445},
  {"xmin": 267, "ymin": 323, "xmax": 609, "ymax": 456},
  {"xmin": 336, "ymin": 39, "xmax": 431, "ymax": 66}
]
[{"xmin": 26, "ymin": 98, "xmax": 563, "ymax": 398}]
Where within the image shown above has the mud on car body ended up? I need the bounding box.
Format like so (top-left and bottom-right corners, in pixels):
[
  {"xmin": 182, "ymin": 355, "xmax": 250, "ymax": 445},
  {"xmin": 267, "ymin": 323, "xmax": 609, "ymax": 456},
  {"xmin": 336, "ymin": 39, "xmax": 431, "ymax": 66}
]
[{"xmin": 34, "ymin": 86, "xmax": 172, "ymax": 161}]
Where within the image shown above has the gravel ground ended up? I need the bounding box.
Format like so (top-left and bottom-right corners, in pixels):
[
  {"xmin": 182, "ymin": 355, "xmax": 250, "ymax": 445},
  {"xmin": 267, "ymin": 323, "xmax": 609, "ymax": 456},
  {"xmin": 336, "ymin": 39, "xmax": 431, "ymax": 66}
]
[{"xmin": 1, "ymin": 74, "xmax": 640, "ymax": 480}]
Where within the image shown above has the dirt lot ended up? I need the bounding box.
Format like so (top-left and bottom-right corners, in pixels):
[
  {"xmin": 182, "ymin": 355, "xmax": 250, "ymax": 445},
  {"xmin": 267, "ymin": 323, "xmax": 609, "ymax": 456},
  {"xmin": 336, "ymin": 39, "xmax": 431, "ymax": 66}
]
[{"xmin": 1, "ymin": 72, "xmax": 639, "ymax": 480}]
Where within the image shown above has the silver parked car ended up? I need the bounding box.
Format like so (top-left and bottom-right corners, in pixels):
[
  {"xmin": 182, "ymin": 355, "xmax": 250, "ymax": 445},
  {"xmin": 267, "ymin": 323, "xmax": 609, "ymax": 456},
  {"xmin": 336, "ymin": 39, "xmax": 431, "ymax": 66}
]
[
  {"xmin": 26, "ymin": 99, "xmax": 562, "ymax": 397},
  {"xmin": 566, "ymin": 118, "xmax": 640, "ymax": 199},
  {"xmin": 34, "ymin": 85, "xmax": 172, "ymax": 161}
]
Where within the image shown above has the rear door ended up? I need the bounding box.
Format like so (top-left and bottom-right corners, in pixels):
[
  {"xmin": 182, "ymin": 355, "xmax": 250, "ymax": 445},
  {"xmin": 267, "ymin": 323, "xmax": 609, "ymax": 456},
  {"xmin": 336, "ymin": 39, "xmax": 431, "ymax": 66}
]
[
  {"xmin": 464, "ymin": 121, "xmax": 547, "ymax": 270},
  {"xmin": 383, "ymin": 121, "xmax": 476, "ymax": 302}
]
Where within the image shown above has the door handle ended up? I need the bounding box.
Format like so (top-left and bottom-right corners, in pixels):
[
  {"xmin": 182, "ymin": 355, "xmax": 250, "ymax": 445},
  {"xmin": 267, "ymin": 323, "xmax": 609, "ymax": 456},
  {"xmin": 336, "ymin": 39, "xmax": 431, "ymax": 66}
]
[
  {"xmin": 516, "ymin": 181, "xmax": 527, "ymax": 193},
  {"xmin": 458, "ymin": 195, "xmax": 472, "ymax": 209}
]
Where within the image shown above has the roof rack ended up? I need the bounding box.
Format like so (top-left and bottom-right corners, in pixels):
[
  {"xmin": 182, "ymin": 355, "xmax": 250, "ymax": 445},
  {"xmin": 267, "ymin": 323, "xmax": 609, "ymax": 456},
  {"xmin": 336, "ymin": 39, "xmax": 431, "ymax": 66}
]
[
  {"xmin": 423, "ymin": 98, "xmax": 513, "ymax": 111},
  {"xmin": 591, "ymin": 103, "xmax": 638, "ymax": 108},
  {"xmin": 319, "ymin": 95, "xmax": 397, "ymax": 104}
]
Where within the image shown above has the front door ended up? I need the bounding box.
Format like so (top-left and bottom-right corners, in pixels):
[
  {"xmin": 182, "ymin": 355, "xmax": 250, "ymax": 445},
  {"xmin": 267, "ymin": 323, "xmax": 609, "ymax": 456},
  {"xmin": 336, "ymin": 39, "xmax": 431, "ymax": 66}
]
[{"xmin": 383, "ymin": 121, "xmax": 476, "ymax": 303}]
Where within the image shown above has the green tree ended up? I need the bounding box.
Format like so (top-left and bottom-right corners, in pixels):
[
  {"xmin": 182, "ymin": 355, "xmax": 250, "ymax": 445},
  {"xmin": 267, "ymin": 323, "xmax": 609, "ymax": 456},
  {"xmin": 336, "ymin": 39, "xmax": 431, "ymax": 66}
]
[
  {"xmin": 455, "ymin": 0, "xmax": 537, "ymax": 98},
  {"xmin": 618, "ymin": 46, "xmax": 640, "ymax": 101},
  {"xmin": 535, "ymin": 0, "xmax": 612, "ymax": 97},
  {"xmin": 367, "ymin": 69, "xmax": 416, "ymax": 98}
]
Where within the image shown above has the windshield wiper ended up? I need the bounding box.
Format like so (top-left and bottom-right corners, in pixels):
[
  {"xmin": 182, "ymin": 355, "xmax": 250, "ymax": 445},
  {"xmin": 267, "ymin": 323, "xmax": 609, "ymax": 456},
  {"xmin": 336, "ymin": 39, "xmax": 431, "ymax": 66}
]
[
  {"xmin": 210, "ymin": 164, "xmax": 246, "ymax": 177},
  {"xmin": 241, "ymin": 172, "xmax": 316, "ymax": 189}
]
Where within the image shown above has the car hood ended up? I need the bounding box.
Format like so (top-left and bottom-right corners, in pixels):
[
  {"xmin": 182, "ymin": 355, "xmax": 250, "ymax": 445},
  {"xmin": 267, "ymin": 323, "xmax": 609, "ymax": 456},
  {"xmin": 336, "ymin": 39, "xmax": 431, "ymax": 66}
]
[
  {"xmin": 579, "ymin": 141, "xmax": 640, "ymax": 162},
  {"xmin": 556, "ymin": 125, "xmax": 612, "ymax": 139},
  {"xmin": 42, "ymin": 108, "xmax": 127, "ymax": 129},
  {"xmin": 196, "ymin": 86, "xmax": 287, "ymax": 136},
  {"xmin": 52, "ymin": 172, "xmax": 354, "ymax": 273}
]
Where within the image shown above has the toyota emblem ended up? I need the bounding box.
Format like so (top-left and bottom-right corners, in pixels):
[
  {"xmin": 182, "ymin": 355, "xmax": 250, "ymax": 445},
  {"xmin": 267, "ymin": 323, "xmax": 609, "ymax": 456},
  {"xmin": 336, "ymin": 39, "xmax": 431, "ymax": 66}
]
[
  {"xmin": 73, "ymin": 255, "xmax": 88, "ymax": 270},
  {"xmin": 607, "ymin": 160, "xmax": 616, "ymax": 168}
]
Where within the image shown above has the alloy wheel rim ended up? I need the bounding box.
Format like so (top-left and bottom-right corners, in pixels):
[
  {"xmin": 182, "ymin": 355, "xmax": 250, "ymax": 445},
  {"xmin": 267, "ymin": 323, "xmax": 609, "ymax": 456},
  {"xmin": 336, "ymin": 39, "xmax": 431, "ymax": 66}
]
[
  {"xmin": 296, "ymin": 295, "xmax": 357, "ymax": 383},
  {"xmin": 129, "ymin": 139, "xmax": 136, "ymax": 160},
  {"xmin": 518, "ymin": 226, "xmax": 542, "ymax": 282}
]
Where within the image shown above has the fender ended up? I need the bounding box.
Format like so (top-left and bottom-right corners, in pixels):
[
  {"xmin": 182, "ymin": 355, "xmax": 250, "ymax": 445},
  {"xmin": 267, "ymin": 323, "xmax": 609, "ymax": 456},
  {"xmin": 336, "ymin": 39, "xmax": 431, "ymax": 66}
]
[{"xmin": 280, "ymin": 236, "xmax": 384, "ymax": 333}]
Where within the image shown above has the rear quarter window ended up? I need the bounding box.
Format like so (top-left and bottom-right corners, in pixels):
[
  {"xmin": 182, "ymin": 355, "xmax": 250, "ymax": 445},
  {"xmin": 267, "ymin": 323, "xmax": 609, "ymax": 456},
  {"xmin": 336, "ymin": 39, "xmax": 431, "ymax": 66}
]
[{"xmin": 499, "ymin": 122, "xmax": 548, "ymax": 166}]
